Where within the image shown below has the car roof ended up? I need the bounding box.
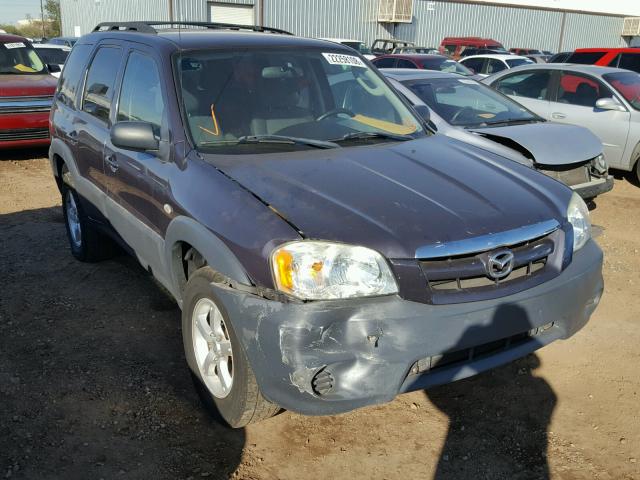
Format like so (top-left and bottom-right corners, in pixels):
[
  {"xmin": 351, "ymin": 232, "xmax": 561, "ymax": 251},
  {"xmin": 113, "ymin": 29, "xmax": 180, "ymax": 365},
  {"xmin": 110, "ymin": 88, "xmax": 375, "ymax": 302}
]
[
  {"xmin": 374, "ymin": 53, "xmax": 448, "ymax": 61},
  {"xmin": 461, "ymin": 54, "xmax": 526, "ymax": 61},
  {"xmin": 321, "ymin": 38, "xmax": 362, "ymax": 43},
  {"xmin": 84, "ymin": 29, "xmax": 355, "ymax": 52},
  {"xmin": 574, "ymin": 47, "xmax": 640, "ymax": 54},
  {"xmin": 0, "ymin": 33, "xmax": 29, "ymax": 43},
  {"xmin": 381, "ymin": 68, "xmax": 466, "ymax": 81},
  {"xmin": 491, "ymin": 63, "xmax": 627, "ymax": 77},
  {"xmin": 33, "ymin": 43, "xmax": 71, "ymax": 50}
]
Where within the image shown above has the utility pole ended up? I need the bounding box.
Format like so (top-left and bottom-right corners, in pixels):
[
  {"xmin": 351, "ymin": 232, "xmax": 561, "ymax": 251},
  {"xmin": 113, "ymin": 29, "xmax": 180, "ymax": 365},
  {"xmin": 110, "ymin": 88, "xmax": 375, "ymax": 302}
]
[
  {"xmin": 169, "ymin": 0, "xmax": 174, "ymax": 22},
  {"xmin": 40, "ymin": 0, "xmax": 46, "ymax": 38}
]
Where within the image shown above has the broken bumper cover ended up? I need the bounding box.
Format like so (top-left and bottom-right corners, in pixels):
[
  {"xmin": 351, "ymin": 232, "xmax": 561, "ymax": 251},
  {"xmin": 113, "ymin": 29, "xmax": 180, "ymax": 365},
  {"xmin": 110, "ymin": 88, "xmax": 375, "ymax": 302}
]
[
  {"xmin": 212, "ymin": 240, "xmax": 603, "ymax": 416},
  {"xmin": 571, "ymin": 175, "xmax": 614, "ymax": 200}
]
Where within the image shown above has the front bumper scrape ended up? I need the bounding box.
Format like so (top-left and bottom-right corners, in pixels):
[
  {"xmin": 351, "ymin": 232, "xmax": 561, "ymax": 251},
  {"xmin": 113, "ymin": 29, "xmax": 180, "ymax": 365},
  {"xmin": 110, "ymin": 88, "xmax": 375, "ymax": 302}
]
[{"xmin": 209, "ymin": 240, "xmax": 603, "ymax": 416}]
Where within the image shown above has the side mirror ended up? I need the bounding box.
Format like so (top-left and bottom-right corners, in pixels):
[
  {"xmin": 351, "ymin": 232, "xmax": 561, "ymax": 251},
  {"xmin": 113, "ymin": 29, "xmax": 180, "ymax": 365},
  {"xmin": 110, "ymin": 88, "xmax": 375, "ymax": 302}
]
[
  {"xmin": 595, "ymin": 97, "xmax": 626, "ymax": 112},
  {"xmin": 414, "ymin": 104, "xmax": 431, "ymax": 125},
  {"xmin": 111, "ymin": 121, "xmax": 159, "ymax": 151},
  {"xmin": 47, "ymin": 63, "xmax": 61, "ymax": 73}
]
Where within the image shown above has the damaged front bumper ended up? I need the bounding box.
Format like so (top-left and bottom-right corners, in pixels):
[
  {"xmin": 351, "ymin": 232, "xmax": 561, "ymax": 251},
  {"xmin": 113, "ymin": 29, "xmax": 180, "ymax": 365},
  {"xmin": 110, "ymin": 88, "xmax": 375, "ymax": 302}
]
[
  {"xmin": 571, "ymin": 175, "xmax": 614, "ymax": 201},
  {"xmin": 210, "ymin": 240, "xmax": 603, "ymax": 416}
]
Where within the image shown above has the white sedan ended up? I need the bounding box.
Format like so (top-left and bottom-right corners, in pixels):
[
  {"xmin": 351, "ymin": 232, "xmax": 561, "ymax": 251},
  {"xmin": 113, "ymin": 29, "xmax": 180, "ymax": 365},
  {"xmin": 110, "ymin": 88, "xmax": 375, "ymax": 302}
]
[
  {"xmin": 460, "ymin": 54, "xmax": 534, "ymax": 77},
  {"xmin": 33, "ymin": 43, "xmax": 71, "ymax": 78}
]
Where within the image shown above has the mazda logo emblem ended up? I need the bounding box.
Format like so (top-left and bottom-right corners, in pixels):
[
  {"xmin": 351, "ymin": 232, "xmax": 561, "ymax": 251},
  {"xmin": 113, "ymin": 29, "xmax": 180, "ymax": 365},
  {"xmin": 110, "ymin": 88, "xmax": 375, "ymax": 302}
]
[{"xmin": 486, "ymin": 249, "xmax": 515, "ymax": 280}]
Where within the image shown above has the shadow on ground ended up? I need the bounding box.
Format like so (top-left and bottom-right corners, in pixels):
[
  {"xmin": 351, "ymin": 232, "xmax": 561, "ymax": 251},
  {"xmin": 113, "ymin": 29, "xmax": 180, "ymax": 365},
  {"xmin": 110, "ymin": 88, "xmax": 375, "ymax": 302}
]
[
  {"xmin": 425, "ymin": 304, "xmax": 556, "ymax": 480},
  {"xmin": 0, "ymin": 206, "xmax": 245, "ymax": 479}
]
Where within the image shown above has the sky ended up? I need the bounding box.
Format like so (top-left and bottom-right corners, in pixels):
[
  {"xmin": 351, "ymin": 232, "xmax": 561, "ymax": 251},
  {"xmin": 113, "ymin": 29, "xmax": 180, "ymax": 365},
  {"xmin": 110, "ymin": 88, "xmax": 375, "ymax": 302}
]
[{"xmin": 0, "ymin": 0, "xmax": 46, "ymax": 24}]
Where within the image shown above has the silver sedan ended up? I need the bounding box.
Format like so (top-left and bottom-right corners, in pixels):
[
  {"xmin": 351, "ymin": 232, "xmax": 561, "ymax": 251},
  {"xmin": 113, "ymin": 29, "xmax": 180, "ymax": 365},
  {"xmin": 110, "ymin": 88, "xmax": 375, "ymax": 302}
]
[
  {"xmin": 482, "ymin": 64, "xmax": 640, "ymax": 182},
  {"xmin": 381, "ymin": 69, "xmax": 612, "ymax": 200}
]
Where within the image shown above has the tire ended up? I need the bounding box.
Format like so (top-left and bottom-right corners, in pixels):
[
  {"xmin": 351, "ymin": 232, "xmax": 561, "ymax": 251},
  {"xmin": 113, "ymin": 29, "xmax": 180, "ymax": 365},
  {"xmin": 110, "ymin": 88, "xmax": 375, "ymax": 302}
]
[
  {"xmin": 635, "ymin": 158, "xmax": 640, "ymax": 186},
  {"xmin": 61, "ymin": 184, "xmax": 116, "ymax": 262},
  {"xmin": 182, "ymin": 267, "xmax": 279, "ymax": 428}
]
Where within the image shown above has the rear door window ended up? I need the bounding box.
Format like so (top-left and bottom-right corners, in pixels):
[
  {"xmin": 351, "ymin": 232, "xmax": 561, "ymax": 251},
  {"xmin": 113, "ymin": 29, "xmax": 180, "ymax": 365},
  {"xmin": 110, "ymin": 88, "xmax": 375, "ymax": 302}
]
[
  {"xmin": 373, "ymin": 57, "xmax": 396, "ymax": 69},
  {"xmin": 486, "ymin": 59, "xmax": 506, "ymax": 74},
  {"xmin": 556, "ymin": 71, "xmax": 611, "ymax": 107},
  {"xmin": 566, "ymin": 52, "xmax": 606, "ymax": 65},
  {"xmin": 82, "ymin": 46, "xmax": 123, "ymax": 123},
  {"xmin": 117, "ymin": 51, "xmax": 165, "ymax": 136},
  {"xmin": 396, "ymin": 59, "xmax": 417, "ymax": 69},
  {"xmin": 493, "ymin": 70, "xmax": 552, "ymax": 100},
  {"xmin": 617, "ymin": 53, "xmax": 640, "ymax": 74},
  {"xmin": 461, "ymin": 57, "xmax": 484, "ymax": 74}
]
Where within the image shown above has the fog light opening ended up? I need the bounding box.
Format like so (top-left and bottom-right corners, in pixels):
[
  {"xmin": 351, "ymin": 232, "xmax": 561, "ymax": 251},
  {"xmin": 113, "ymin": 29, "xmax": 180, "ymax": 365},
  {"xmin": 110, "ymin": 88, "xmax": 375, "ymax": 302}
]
[{"xmin": 311, "ymin": 367, "xmax": 334, "ymax": 396}]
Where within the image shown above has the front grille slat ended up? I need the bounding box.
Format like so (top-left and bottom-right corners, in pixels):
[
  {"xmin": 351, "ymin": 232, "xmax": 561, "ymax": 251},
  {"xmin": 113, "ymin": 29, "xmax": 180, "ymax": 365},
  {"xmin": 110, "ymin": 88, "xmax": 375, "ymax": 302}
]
[{"xmin": 0, "ymin": 128, "xmax": 50, "ymax": 142}]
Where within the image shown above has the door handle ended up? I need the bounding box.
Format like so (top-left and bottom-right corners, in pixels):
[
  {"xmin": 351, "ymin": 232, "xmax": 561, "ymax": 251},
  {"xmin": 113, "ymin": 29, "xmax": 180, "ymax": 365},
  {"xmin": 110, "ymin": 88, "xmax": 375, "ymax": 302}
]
[
  {"xmin": 105, "ymin": 154, "xmax": 119, "ymax": 172},
  {"xmin": 552, "ymin": 112, "xmax": 566, "ymax": 119}
]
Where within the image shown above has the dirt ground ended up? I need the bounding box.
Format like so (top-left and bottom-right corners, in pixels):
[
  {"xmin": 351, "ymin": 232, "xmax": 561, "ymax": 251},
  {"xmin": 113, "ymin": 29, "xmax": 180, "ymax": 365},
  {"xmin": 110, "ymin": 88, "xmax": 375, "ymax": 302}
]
[{"xmin": 1, "ymin": 149, "xmax": 639, "ymax": 480}]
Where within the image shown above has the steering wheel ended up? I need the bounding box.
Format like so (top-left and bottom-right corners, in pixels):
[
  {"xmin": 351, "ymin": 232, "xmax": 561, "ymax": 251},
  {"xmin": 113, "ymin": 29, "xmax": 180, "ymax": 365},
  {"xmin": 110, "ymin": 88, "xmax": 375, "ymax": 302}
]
[
  {"xmin": 450, "ymin": 107, "xmax": 477, "ymax": 124},
  {"xmin": 316, "ymin": 108, "xmax": 355, "ymax": 122}
]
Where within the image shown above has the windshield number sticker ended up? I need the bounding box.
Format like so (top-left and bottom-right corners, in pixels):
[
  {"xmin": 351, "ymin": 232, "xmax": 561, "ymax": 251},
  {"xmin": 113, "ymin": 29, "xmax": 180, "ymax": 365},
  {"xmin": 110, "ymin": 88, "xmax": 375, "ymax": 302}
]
[
  {"xmin": 4, "ymin": 42, "xmax": 25, "ymax": 49},
  {"xmin": 322, "ymin": 53, "xmax": 367, "ymax": 68}
]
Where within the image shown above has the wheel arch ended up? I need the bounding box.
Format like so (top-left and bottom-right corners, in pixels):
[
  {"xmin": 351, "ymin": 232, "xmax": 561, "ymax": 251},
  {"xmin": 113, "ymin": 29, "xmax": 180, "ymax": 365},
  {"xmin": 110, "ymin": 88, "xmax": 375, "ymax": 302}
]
[
  {"xmin": 49, "ymin": 137, "xmax": 79, "ymax": 193},
  {"xmin": 164, "ymin": 216, "xmax": 253, "ymax": 306}
]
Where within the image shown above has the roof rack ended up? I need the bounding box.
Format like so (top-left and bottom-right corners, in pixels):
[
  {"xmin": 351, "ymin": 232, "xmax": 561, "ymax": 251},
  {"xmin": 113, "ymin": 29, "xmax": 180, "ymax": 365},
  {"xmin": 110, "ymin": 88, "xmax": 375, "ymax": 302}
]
[{"xmin": 93, "ymin": 21, "xmax": 292, "ymax": 36}]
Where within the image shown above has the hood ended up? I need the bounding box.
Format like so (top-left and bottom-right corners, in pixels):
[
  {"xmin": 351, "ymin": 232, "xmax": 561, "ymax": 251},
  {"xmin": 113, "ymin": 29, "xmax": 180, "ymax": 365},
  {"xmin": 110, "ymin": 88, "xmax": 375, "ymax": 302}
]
[
  {"xmin": 206, "ymin": 135, "xmax": 571, "ymax": 259},
  {"xmin": 0, "ymin": 74, "xmax": 57, "ymax": 97},
  {"xmin": 469, "ymin": 122, "xmax": 602, "ymax": 166}
]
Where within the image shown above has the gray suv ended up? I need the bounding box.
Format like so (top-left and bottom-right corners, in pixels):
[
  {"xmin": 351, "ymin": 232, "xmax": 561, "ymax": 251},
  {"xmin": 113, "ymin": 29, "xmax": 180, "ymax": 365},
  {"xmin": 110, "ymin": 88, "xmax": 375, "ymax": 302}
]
[{"xmin": 49, "ymin": 22, "xmax": 604, "ymax": 427}]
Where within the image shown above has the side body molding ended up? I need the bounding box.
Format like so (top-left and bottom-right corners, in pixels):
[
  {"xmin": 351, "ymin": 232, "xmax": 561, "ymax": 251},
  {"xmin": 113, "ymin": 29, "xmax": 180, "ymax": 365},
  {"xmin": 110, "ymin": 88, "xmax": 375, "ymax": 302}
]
[{"xmin": 164, "ymin": 215, "xmax": 253, "ymax": 305}]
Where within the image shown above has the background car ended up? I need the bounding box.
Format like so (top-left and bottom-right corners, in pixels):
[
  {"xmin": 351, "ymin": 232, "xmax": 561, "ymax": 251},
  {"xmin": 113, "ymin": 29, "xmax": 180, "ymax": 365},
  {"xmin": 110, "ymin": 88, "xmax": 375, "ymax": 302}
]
[
  {"xmin": 548, "ymin": 51, "xmax": 573, "ymax": 63},
  {"xmin": 393, "ymin": 46, "xmax": 439, "ymax": 55},
  {"xmin": 382, "ymin": 69, "xmax": 612, "ymax": 200},
  {"xmin": 321, "ymin": 38, "xmax": 375, "ymax": 60},
  {"xmin": 48, "ymin": 36, "xmax": 78, "ymax": 48},
  {"xmin": 459, "ymin": 54, "xmax": 534, "ymax": 77},
  {"xmin": 372, "ymin": 54, "xmax": 475, "ymax": 77},
  {"xmin": 525, "ymin": 54, "xmax": 550, "ymax": 64},
  {"xmin": 483, "ymin": 64, "xmax": 640, "ymax": 181},
  {"xmin": 439, "ymin": 36, "xmax": 506, "ymax": 59},
  {"xmin": 458, "ymin": 47, "xmax": 509, "ymax": 58},
  {"xmin": 0, "ymin": 34, "xmax": 58, "ymax": 148},
  {"xmin": 510, "ymin": 48, "xmax": 543, "ymax": 56},
  {"xmin": 563, "ymin": 48, "xmax": 640, "ymax": 74},
  {"xmin": 33, "ymin": 43, "xmax": 71, "ymax": 78},
  {"xmin": 371, "ymin": 38, "xmax": 414, "ymax": 56}
]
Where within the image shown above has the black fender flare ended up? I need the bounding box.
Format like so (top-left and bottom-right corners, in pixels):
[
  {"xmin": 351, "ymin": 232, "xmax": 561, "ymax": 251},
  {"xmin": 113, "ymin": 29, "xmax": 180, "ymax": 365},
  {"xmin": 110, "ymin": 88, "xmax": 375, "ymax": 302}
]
[{"xmin": 164, "ymin": 216, "xmax": 253, "ymax": 304}]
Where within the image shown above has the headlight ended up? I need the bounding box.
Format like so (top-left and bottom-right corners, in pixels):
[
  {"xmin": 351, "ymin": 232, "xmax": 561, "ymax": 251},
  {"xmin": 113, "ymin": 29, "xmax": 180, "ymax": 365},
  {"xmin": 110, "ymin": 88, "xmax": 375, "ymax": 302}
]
[
  {"xmin": 592, "ymin": 153, "xmax": 608, "ymax": 176},
  {"xmin": 567, "ymin": 192, "xmax": 591, "ymax": 251},
  {"xmin": 271, "ymin": 241, "xmax": 398, "ymax": 300}
]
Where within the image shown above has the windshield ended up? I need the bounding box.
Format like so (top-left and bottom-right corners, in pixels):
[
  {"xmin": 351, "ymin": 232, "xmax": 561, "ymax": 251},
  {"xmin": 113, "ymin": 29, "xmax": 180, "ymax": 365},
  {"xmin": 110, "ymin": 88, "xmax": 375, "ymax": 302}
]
[
  {"xmin": 35, "ymin": 47, "xmax": 69, "ymax": 65},
  {"xmin": 506, "ymin": 58, "xmax": 534, "ymax": 68},
  {"xmin": 603, "ymin": 71, "xmax": 640, "ymax": 110},
  {"xmin": 420, "ymin": 57, "xmax": 474, "ymax": 76},
  {"xmin": 177, "ymin": 48, "xmax": 425, "ymax": 153},
  {"xmin": 404, "ymin": 77, "xmax": 540, "ymax": 127},
  {"xmin": 342, "ymin": 41, "xmax": 372, "ymax": 55},
  {"xmin": 0, "ymin": 41, "xmax": 46, "ymax": 74}
]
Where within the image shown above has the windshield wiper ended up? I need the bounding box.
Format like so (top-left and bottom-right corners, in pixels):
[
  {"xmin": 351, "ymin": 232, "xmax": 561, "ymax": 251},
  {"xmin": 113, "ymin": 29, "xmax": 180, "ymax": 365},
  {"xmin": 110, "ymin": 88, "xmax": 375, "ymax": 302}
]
[
  {"xmin": 236, "ymin": 135, "xmax": 339, "ymax": 149},
  {"xmin": 482, "ymin": 118, "xmax": 542, "ymax": 127},
  {"xmin": 335, "ymin": 131, "xmax": 414, "ymax": 143}
]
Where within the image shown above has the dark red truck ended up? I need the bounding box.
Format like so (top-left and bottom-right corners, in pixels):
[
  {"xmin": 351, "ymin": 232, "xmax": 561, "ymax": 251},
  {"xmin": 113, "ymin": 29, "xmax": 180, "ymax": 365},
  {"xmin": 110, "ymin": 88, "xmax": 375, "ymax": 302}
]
[{"xmin": 0, "ymin": 34, "xmax": 58, "ymax": 148}]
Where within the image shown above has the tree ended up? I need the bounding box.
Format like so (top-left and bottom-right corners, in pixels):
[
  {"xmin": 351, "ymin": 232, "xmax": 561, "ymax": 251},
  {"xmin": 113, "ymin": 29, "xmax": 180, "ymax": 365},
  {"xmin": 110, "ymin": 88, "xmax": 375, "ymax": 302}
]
[{"xmin": 44, "ymin": 0, "xmax": 61, "ymax": 37}]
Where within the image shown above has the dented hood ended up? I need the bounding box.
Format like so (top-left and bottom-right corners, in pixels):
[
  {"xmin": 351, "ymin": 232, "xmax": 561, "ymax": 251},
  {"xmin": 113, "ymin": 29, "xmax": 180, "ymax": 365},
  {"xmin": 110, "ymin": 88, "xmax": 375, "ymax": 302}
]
[
  {"xmin": 206, "ymin": 136, "xmax": 571, "ymax": 259},
  {"xmin": 469, "ymin": 122, "xmax": 602, "ymax": 166}
]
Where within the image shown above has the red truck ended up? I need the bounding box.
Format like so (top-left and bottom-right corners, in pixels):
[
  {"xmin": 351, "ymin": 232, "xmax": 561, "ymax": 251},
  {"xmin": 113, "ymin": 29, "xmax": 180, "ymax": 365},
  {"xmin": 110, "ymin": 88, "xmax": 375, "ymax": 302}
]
[
  {"xmin": 0, "ymin": 34, "xmax": 58, "ymax": 148},
  {"xmin": 566, "ymin": 48, "xmax": 640, "ymax": 74}
]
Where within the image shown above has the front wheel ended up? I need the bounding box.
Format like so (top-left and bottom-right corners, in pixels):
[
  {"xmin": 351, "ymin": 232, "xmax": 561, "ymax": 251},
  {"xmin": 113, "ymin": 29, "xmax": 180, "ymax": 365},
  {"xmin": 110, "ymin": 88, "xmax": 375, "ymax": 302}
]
[{"xmin": 182, "ymin": 267, "xmax": 279, "ymax": 428}]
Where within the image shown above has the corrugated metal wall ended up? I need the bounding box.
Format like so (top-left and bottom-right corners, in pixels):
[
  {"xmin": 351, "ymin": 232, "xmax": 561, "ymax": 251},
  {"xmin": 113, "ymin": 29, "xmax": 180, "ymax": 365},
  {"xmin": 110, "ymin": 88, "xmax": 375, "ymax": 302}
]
[
  {"xmin": 61, "ymin": 0, "xmax": 626, "ymax": 51},
  {"xmin": 60, "ymin": 0, "xmax": 208, "ymax": 36}
]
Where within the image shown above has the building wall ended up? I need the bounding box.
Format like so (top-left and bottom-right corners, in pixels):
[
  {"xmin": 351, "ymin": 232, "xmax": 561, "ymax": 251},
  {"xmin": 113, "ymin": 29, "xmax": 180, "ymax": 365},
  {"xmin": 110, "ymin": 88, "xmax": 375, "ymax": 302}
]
[{"xmin": 61, "ymin": 0, "xmax": 626, "ymax": 51}]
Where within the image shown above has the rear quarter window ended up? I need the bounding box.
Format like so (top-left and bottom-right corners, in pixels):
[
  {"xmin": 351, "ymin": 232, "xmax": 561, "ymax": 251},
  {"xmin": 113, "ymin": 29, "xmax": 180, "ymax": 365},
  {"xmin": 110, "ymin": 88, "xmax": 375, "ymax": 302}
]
[{"xmin": 56, "ymin": 44, "xmax": 92, "ymax": 109}]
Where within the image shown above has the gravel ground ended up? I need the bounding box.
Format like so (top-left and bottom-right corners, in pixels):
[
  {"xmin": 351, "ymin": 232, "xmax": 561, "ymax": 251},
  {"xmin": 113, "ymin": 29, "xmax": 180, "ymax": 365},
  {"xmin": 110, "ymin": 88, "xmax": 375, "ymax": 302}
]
[{"xmin": 1, "ymin": 150, "xmax": 639, "ymax": 480}]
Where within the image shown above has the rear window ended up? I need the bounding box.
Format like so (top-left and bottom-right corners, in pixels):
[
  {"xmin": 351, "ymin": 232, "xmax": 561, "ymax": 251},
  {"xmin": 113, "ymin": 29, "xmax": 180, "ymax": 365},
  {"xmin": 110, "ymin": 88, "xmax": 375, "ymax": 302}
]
[
  {"xmin": 616, "ymin": 53, "xmax": 640, "ymax": 74},
  {"xmin": 566, "ymin": 52, "xmax": 606, "ymax": 65},
  {"xmin": 506, "ymin": 58, "xmax": 534, "ymax": 68},
  {"xmin": 35, "ymin": 47, "xmax": 69, "ymax": 65}
]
